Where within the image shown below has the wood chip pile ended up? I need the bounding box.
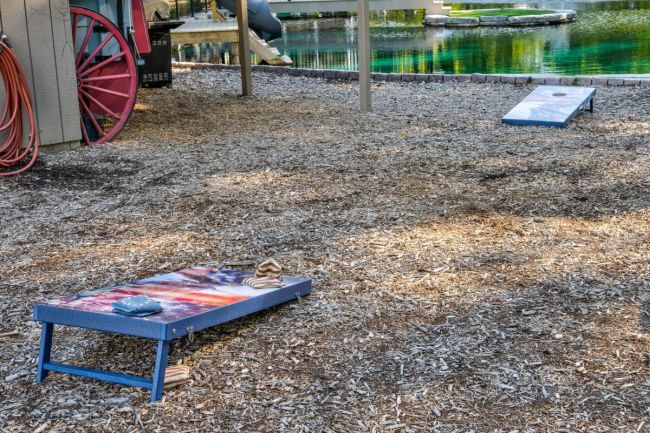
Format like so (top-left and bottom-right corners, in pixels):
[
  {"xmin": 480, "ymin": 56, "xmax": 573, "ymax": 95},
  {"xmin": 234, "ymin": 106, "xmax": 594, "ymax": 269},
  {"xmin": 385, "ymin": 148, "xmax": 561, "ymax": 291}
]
[{"xmin": 0, "ymin": 68, "xmax": 649, "ymax": 432}]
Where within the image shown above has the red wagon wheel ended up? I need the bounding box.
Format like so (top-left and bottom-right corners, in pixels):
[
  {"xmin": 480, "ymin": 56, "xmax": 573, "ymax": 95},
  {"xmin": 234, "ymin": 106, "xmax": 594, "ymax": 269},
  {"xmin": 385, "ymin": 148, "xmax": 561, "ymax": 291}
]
[{"xmin": 70, "ymin": 7, "xmax": 137, "ymax": 145}]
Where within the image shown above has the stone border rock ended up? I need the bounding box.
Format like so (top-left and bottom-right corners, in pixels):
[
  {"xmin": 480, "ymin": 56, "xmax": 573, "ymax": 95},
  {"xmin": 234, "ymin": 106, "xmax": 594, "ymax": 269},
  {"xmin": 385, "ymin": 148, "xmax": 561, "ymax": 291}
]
[
  {"xmin": 424, "ymin": 9, "xmax": 576, "ymax": 27},
  {"xmin": 173, "ymin": 62, "xmax": 650, "ymax": 88}
]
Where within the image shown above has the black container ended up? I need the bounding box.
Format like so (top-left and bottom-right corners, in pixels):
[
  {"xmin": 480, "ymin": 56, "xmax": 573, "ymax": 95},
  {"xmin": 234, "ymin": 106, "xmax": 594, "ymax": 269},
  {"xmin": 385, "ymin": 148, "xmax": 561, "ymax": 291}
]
[{"xmin": 138, "ymin": 20, "xmax": 183, "ymax": 88}]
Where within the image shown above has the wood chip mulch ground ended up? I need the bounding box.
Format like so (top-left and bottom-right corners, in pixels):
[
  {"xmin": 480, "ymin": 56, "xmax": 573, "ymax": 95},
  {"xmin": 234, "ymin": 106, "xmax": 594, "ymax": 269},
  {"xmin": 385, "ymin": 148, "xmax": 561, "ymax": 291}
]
[{"xmin": 1, "ymin": 68, "xmax": 649, "ymax": 432}]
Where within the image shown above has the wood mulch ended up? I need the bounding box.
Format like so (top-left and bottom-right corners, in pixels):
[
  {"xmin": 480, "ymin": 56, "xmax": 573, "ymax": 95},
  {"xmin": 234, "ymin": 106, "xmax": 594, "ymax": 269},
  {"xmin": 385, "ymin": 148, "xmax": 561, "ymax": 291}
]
[{"xmin": 0, "ymin": 68, "xmax": 649, "ymax": 432}]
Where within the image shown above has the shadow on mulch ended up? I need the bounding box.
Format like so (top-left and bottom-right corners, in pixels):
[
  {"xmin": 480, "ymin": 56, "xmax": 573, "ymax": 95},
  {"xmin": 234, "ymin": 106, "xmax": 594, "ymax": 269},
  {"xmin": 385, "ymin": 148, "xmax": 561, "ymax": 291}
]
[{"xmin": 6, "ymin": 157, "xmax": 143, "ymax": 192}]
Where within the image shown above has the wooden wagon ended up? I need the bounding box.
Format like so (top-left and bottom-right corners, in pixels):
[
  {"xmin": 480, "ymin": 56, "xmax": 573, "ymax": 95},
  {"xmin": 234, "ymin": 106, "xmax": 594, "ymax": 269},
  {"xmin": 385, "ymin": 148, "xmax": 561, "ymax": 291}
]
[{"xmin": 69, "ymin": 0, "xmax": 153, "ymax": 145}]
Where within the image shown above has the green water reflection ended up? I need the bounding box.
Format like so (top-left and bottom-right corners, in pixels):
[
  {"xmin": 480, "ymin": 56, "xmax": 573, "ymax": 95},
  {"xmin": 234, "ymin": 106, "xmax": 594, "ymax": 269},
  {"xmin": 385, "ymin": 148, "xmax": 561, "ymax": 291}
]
[
  {"xmin": 269, "ymin": 1, "xmax": 650, "ymax": 74},
  {"xmin": 174, "ymin": 1, "xmax": 650, "ymax": 74}
]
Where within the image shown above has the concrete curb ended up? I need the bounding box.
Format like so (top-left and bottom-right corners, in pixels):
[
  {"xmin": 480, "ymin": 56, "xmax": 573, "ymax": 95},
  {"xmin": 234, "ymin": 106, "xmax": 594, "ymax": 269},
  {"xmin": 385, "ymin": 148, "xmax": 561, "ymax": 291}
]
[{"xmin": 173, "ymin": 63, "xmax": 650, "ymax": 87}]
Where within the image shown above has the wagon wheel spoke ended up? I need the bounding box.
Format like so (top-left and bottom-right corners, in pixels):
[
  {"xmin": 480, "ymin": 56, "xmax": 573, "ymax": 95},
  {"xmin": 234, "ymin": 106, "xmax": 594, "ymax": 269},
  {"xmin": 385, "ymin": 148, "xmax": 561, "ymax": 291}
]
[
  {"xmin": 78, "ymin": 32, "xmax": 116, "ymax": 73},
  {"xmin": 79, "ymin": 88, "xmax": 122, "ymax": 120},
  {"xmin": 81, "ymin": 73, "xmax": 132, "ymax": 83},
  {"xmin": 75, "ymin": 18, "xmax": 96, "ymax": 67},
  {"xmin": 81, "ymin": 83, "xmax": 130, "ymax": 99},
  {"xmin": 79, "ymin": 51, "xmax": 126, "ymax": 78},
  {"xmin": 78, "ymin": 95, "xmax": 106, "ymax": 138}
]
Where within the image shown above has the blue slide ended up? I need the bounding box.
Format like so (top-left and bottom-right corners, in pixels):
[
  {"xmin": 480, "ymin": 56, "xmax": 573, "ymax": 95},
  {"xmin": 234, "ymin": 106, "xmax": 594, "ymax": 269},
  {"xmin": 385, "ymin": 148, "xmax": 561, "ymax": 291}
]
[{"xmin": 218, "ymin": 0, "xmax": 282, "ymax": 40}]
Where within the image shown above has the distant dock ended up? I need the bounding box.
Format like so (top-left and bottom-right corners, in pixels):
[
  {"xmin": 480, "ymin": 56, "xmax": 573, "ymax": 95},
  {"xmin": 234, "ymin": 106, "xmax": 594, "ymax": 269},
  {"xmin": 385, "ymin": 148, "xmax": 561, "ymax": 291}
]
[
  {"xmin": 171, "ymin": 17, "xmax": 240, "ymax": 45},
  {"xmin": 171, "ymin": 17, "xmax": 292, "ymax": 65}
]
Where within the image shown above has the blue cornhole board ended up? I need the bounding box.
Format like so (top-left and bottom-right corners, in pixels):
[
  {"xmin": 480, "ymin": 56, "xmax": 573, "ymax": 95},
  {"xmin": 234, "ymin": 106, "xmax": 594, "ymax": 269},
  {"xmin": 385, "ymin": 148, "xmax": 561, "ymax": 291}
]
[
  {"xmin": 33, "ymin": 267, "xmax": 311, "ymax": 402},
  {"xmin": 502, "ymin": 85, "xmax": 596, "ymax": 128}
]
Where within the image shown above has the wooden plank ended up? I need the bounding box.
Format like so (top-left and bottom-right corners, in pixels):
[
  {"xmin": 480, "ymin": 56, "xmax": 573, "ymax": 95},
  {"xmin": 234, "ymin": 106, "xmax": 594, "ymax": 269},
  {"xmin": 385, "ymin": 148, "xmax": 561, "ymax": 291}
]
[
  {"xmin": 0, "ymin": 0, "xmax": 80, "ymax": 147},
  {"xmin": 248, "ymin": 30, "xmax": 292, "ymax": 65},
  {"xmin": 211, "ymin": 0, "xmax": 227, "ymax": 22},
  {"xmin": 171, "ymin": 30, "xmax": 239, "ymax": 44},
  {"xmin": 236, "ymin": 0, "xmax": 252, "ymax": 96},
  {"xmin": 49, "ymin": 0, "xmax": 82, "ymax": 143},
  {"xmin": 25, "ymin": 0, "xmax": 64, "ymax": 145}
]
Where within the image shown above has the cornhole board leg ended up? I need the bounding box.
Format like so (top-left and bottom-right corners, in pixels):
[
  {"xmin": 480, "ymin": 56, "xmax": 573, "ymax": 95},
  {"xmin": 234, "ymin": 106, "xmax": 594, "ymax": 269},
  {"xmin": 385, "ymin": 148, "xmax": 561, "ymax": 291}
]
[
  {"xmin": 579, "ymin": 97, "xmax": 594, "ymax": 113},
  {"xmin": 150, "ymin": 339, "xmax": 169, "ymax": 402},
  {"xmin": 36, "ymin": 322, "xmax": 54, "ymax": 382},
  {"xmin": 36, "ymin": 322, "xmax": 169, "ymax": 402}
]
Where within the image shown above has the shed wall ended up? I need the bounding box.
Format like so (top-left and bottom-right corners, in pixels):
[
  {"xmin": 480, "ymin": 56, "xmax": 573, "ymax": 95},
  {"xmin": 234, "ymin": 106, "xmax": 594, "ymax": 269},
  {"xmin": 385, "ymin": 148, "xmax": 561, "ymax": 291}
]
[{"xmin": 0, "ymin": 0, "xmax": 81, "ymax": 147}]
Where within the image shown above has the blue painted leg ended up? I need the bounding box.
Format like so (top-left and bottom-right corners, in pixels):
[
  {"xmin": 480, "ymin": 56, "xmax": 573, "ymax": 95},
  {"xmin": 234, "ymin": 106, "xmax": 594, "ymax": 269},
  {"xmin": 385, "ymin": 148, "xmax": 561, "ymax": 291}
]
[
  {"xmin": 150, "ymin": 339, "xmax": 169, "ymax": 402},
  {"xmin": 37, "ymin": 322, "xmax": 53, "ymax": 382}
]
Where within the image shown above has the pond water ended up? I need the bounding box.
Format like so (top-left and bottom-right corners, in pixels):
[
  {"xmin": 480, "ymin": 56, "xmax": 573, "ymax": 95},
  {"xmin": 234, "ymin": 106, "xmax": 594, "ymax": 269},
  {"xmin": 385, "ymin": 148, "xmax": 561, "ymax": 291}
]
[{"xmin": 176, "ymin": 1, "xmax": 650, "ymax": 75}]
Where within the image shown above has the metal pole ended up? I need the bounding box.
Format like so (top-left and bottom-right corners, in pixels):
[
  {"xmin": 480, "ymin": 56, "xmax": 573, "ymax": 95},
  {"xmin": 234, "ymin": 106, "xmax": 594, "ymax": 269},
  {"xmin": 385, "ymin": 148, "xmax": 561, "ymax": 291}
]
[
  {"xmin": 236, "ymin": 0, "xmax": 252, "ymax": 96},
  {"xmin": 357, "ymin": 0, "xmax": 371, "ymax": 112},
  {"xmin": 190, "ymin": 0, "xmax": 195, "ymax": 17},
  {"xmin": 175, "ymin": 0, "xmax": 180, "ymax": 19}
]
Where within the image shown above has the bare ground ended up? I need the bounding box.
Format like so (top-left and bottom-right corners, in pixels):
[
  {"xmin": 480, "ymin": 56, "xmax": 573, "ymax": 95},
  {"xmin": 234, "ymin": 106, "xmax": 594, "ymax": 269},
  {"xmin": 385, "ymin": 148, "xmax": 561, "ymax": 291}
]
[{"xmin": 1, "ymin": 68, "xmax": 649, "ymax": 432}]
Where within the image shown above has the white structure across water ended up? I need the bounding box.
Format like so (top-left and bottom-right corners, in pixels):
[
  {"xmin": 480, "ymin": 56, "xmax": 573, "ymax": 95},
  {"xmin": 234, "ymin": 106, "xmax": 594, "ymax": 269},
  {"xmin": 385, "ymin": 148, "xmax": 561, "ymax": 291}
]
[{"xmin": 269, "ymin": 0, "xmax": 449, "ymax": 15}]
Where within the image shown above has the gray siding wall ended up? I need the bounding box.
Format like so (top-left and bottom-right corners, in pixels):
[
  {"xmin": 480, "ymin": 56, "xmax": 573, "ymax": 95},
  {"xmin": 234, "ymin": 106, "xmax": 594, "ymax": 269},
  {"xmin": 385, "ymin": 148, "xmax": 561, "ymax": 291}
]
[{"xmin": 0, "ymin": 0, "xmax": 81, "ymax": 146}]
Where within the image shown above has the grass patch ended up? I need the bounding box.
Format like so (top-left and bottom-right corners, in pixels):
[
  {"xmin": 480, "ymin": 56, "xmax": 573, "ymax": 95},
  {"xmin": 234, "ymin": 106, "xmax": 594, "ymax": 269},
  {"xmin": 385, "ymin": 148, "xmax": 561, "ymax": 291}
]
[{"xmin": 450, "ymin": 8, "xmax": 556, "ymax": 18}]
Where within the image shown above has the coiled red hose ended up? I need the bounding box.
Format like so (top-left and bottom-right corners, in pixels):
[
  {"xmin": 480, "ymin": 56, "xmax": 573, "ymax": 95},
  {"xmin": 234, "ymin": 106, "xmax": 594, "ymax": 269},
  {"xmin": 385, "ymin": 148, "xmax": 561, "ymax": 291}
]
[{"xmin": 0, "ymin": 37, "xmax": 39, "ymax": 176}]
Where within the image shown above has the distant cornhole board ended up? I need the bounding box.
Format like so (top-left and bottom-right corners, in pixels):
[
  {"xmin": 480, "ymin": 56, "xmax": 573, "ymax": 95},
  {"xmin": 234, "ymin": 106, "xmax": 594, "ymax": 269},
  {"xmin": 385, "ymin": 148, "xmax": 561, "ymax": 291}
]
[{"xmin": 502, "ymin": 85, "xmax": 596, "ymax": 128}]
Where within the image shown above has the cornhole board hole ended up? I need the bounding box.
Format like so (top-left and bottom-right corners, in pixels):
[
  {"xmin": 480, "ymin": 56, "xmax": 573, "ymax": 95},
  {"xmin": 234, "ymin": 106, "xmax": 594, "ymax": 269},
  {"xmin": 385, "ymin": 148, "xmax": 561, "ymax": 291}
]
[
  {"xmin": 502, "ymin": 85, "xmax": 596, "ymax": 128},
  {"xmin": 33, "ymin": 267, "xmax": 312, "ymax": 402}
]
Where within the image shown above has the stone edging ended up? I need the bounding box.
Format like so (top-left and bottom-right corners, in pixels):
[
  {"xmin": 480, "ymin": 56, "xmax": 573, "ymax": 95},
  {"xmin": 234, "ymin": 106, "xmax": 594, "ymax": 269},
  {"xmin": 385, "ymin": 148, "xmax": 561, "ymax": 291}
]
[
  {"xmin": 173, "ymin": 62, "xmax": 650, "ymax": 87},
  {"xmin": 424, "ymin": 9, "xmax": 576, "ymax": 27}
]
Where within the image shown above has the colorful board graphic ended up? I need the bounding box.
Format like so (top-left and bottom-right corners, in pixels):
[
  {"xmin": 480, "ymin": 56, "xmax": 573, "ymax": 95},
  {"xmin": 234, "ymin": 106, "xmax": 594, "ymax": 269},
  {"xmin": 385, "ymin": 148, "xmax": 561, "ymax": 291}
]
[{"xmin": 39, "ymin": 267, "xmax": 287, "ymax": 323}]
